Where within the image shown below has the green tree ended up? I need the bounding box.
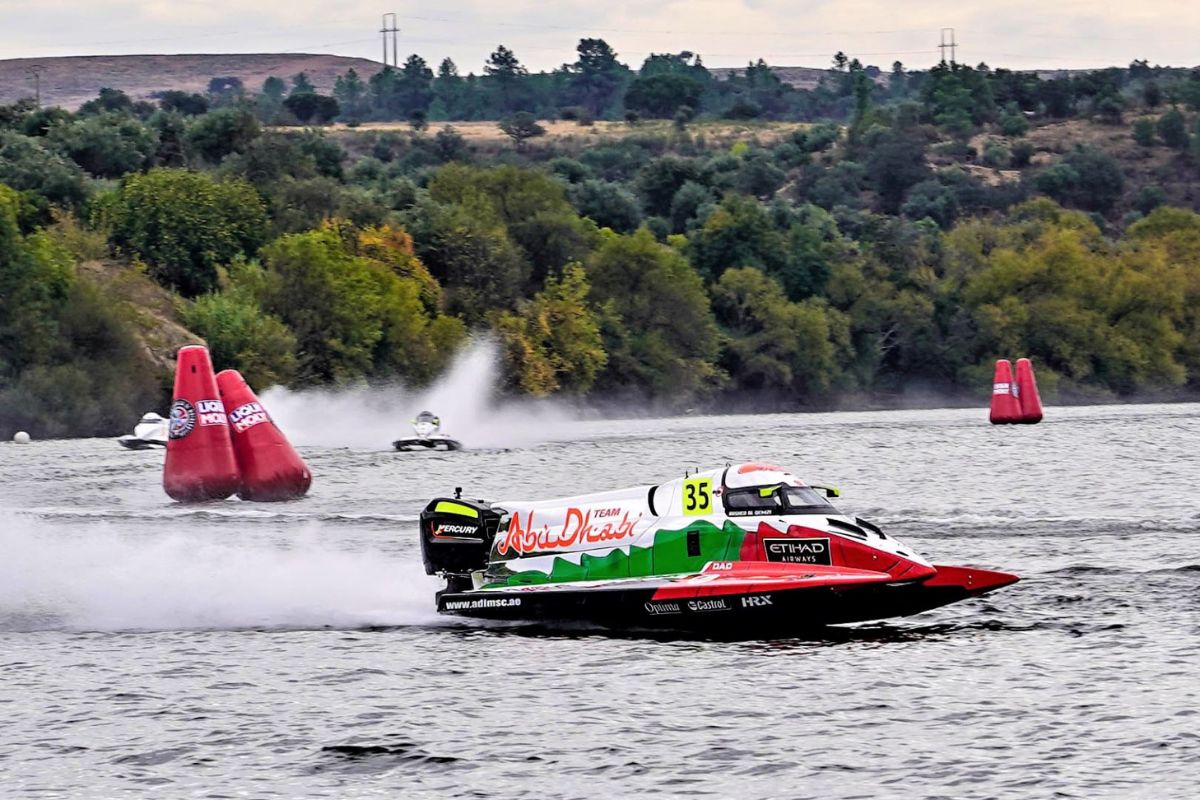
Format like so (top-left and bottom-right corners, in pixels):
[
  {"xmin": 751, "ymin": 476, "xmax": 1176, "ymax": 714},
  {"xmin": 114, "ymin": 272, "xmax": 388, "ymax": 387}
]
[
  {"xmin": 184, "ymin": 265, "xmax": 297, "ymax": 389},
  {"xmin": 495, "ymin": 263, "xmax": 607, "ymax": 395},
  {"xmin": 688, "ymin": 193, "xmax": 788, "ymax": 281},
  {"xmin": 0, "ymin": 131, "xmax": 89, "ymax": 212},
  {"xmin": 106, "ymin": 168, "xmax": 269, "ymax": 296},
  {"xmin": 48, "ymin": 113, "xmax": 157, "ymax": 178},
  {"xmin": 712, "ymin": 267, "xmax": 848, "ymax": 400},
  {"xmin": 568, "ymin": 38, "xmax": 628, "ymax": 116},
  {"xmin": 624, "ymin": 74, "xmax": 703, "ymax": 118},
  {"xmin": 1132, "ymin": 117, "xmax": 1156, "ymax": 147},
  {"xmin": 587, "ymin": 228, "xmax": 721, "ymax": 399},
  {"xmin": 186, "ymin": 106, "xmax": 260, "ymax": 163},
  {"xmin": 259, "ymin": 223, "xmax": 463, "ymax": 384},
  {"xmin": 498, "ymin": 112, "xmax": 545, "ymax": 150},
  {"xmin": 333, "ymin": 68, "xmax": 369, "ymax": 120},
  {"xmin": 485, "ymin": 45, "xmax": 529, "ymax": 112},
  {"xmin": 1157, "ymin": 108, "xmax": 1190, "ymax": 149},
  {"xmin": 568, "ymin": 179, "xmax": 641, "ymax": 233}
]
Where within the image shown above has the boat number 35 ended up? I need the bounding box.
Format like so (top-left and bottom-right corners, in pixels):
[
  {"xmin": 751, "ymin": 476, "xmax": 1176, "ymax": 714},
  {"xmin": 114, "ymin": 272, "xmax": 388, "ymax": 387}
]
[{"xmin": 683, "ymin": 477, "xmax": 713, "ymax": 516}]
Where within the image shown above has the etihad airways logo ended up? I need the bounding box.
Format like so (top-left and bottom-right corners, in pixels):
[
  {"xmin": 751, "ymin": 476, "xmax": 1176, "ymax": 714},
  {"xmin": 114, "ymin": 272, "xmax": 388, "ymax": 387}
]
[{"xmin": 763, "ymin": 537, "xmax": 832, "ymax": 565}]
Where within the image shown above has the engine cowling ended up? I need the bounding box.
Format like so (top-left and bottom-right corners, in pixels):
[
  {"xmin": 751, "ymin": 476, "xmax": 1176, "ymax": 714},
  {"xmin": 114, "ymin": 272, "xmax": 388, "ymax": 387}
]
[{"xmin": 419, "ymin": 497, "xmax": 501, "ymax": 578}]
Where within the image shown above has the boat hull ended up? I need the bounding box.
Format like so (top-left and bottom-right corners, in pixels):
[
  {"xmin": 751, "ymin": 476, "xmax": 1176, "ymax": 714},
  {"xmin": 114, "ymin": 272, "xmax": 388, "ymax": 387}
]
[
  {"xmin": 436, "ymin": 564, "xmax": 1018, "ymax": 632},
  {"xmin": 393, "ymin": 437, "xmax": 462, "ymax": 451}
]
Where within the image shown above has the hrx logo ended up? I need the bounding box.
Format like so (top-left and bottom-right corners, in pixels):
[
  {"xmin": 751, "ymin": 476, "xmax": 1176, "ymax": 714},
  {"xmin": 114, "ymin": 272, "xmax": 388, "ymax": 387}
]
[{"xmin": 741, "ymin": 595, "xmax": 773, "ymax": 608}]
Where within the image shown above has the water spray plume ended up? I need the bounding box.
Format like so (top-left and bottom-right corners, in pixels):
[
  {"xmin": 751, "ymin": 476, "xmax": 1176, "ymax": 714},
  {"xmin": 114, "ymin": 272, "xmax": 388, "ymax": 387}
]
[
  {"xmin": 261, "ymin": 339, "xmax": 574, "ymax": 449},
  {"xmin": 0, "ymin": 512, "xmax": 442, "ymax": 632}
]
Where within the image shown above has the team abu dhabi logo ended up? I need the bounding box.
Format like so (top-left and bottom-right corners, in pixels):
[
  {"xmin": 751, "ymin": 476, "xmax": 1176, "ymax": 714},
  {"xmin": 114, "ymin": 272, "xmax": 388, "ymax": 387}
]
[
  {"xmin": 763, "ymin": 537, "xmax": 832, "ymax": 565},
  {"xmin": 168, "ymin": 399, "xmax": 196, "ymax": 440}
]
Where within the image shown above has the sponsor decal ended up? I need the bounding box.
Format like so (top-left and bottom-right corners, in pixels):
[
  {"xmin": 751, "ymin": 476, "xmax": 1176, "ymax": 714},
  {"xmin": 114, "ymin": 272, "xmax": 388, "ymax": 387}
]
[
  {"xmin": 433, "ymin": 523, "xmax": 479, "ymax": 539},
  {"xmin": 195, "ymin": 399, "xmax": 227, "ymax": 427},
  {"xmin": 740, "ymin": 595, "xmax": 774, "ymax": 608},
  {"xmin": 643, "ymin": 601, "xmax": 681, "ymax": 615},
  {"xmin": 710, "ymin": 561, "xmax": 734, "ymax": 571},
  {"xmin": 168, "ymin": 399, "xmax": 196, "ymax": 440},
  {"xmin": 444, "ymin": 597, "xmax": 522, "ymax": 610},
  {"xmin": 497, "ymin": 507, "xmax": 642, "ymax": 556},
  {"xmin": 687, "ymin": 598, "xmax": 731, "ymax": 612},
  {"xmin": 682, "ymin": 476, "xmax": 713, "ymax": 515},
  {"xmin": 228, "ymin": 401, "xmax": 271, "ymax": 433},
  {"xmin": 763, "ymin": 537, "xmax": 833, "ymax": 565},
  {"xmin": 992, "ymin": 382, "xmax": 1011, "ymax": 395}
]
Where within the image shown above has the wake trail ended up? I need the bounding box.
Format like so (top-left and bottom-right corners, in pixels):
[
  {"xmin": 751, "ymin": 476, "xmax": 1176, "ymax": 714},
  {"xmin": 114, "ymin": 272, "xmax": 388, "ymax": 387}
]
[{"xmin": 0, "ymin": 512, "xmax": 444, "ymax": 633}]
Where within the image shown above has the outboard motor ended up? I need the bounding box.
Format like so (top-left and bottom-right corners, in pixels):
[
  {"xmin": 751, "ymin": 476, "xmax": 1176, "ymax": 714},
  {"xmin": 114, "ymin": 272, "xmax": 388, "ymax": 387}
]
[{"xmin": 419, "ymin": 495, "xmax": 502, "ymax": 591}]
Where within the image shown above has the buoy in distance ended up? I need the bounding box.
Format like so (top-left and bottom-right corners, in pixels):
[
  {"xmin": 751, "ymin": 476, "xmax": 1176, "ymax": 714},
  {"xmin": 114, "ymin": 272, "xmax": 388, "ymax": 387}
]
[
  {"xmin": 163, "ymin": 345, "xmax": 241, "ymax": 503},
  {"xmin": 216, "ymin": 369, "xmax": 312, "ymax": 502},
  {"xmin": 989, "ymin": 359, "xmax": 1022, "ymax": 425},
  {"xmin": 1014, "ymin": 358, "xmax": 1043, "ymax": 424},
  {"xmin": 13, "ymin": 431, "xmax": 30, "ymax": 444}
]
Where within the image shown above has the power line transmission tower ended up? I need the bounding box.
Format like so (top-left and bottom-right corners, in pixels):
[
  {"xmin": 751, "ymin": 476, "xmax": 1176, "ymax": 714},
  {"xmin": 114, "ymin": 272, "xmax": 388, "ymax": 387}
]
[
  {"xmin": 939, "ymin": 28, "xmax": 957, "ymax": 65},
  {"xmin": 27, "ymin": 65, "xmax": 44, "ymax": 107},
  {"xmin": 380, "ymin": 13, "xmax": 399, "ymax": 68}
]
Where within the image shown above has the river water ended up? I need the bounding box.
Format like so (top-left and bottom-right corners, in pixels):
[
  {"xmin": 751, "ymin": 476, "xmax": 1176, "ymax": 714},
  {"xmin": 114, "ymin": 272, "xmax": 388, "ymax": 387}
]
[{"xmin": 1, "ymin": 403, "xmax": 1197, "ymax": 798}]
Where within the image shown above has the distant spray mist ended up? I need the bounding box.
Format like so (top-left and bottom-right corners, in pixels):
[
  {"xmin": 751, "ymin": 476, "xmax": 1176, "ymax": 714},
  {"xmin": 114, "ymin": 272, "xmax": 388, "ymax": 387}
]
[
  {"xmin": 0, "ymin": 513, "xmax": 443, "ymax": 632},
  {"xmin": 261, "ymin": 338, "xmax": 575, "ymax": 449}
]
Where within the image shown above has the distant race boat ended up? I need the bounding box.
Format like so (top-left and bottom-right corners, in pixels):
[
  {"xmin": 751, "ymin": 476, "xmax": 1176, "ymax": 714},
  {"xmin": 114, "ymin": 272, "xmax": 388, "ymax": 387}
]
[
  {"xmin": 393, "ymin": 410, "xmax": 463, "ymax": 452},
  {"xmin": 117, "ymin": 412, "xmax": 169, "ymax": 450}
]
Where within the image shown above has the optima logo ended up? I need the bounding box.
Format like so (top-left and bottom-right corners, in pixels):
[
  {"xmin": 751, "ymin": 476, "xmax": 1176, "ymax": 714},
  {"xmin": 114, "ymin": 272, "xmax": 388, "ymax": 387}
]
[{"xmin": 763, "ymin": 537, "xmax": 832, "ymax": 565}]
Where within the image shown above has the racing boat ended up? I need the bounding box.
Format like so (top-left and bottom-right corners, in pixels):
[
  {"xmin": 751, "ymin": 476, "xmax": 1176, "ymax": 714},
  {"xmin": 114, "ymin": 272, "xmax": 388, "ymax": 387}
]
[
  {"xmin": 393, "ymin": 411, "xmax": 462, "ymax": 451},
  {"xmin": 117, "ymin": 412, "xmax": 169, "ymax": 450},
  {"xmin": 418, "ymin": 463, "xmax": 1018, "ymax": 633}
]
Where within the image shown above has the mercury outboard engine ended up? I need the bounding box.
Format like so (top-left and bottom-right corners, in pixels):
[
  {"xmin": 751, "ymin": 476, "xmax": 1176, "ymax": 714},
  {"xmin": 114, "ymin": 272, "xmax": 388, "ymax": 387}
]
[{"xmin": 419, "ymin": 494, "xmax": 502, "ymax": 592}]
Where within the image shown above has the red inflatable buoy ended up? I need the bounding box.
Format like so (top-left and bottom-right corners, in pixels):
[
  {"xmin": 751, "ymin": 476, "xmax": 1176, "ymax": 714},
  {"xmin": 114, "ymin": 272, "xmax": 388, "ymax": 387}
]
[
  {"xmin": 164, "ymin": 346, "xmax": 241, "ymax": 502},
  {"xmin": 989, "ymin": 359, "xmax": 1022, "ymax": 425},
  {"xmin": 1015, "ymin": 357, "xmax": 1043, "ymax": 424},
  {"xmin": 216, "ymin": 369, "xmax": 312, "ymax": 502}
]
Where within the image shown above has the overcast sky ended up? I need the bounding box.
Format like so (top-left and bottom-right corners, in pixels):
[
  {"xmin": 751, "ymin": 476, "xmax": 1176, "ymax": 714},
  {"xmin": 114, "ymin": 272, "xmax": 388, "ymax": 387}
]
[{"xmin": 1, "ymin": 0, "xmax": 1197, "ymax": 72}]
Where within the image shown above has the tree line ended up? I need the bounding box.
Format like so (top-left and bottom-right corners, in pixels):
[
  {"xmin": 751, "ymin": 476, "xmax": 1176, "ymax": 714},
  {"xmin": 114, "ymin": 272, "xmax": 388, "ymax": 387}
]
[{"xmin": 3, "ymin": 45, "xmax": 1200, "ymax": 436}]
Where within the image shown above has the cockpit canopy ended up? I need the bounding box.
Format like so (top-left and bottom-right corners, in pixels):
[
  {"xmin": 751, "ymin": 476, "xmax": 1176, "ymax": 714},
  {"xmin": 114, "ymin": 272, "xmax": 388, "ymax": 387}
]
[
  {"xmin": 721, "ymin": 463, "xmax": 836, "ymax": 517},
  {"xmin": 413, "ymin": 410, "xmax": 441, "ymax": 436}
]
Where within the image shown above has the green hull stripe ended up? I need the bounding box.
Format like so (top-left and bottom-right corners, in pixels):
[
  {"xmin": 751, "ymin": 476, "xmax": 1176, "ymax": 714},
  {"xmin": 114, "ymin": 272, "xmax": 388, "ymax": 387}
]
[{"xmin": 488, "ymin": 519, "xmax": 747, "ymax": 587}]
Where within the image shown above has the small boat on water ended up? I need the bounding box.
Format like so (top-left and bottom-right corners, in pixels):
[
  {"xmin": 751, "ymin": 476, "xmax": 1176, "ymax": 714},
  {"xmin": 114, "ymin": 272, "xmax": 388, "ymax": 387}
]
[
  {"xmin": 417, "ymin": 462, "xmax": 1018, "ymax": 634},
  {"xmin": 393, "ymin": 411, "xmax": 462, "ymax": 452},
  {"xmin": 117, "ymin": 412, "xmax": 169, "ymax": 450}
]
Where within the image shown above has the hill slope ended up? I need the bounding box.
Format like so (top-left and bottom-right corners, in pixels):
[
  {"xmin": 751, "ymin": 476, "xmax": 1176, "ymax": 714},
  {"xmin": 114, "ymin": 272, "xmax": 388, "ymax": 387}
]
[{"xmin": 0, "ymin": 53, "xmax": 383, "ymax": 109}]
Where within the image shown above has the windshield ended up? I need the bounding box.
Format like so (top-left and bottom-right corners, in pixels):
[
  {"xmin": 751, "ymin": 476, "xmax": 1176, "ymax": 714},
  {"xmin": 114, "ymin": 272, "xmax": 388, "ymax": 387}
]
[
  {"xmin": 723, "ymin": 484, "xmax": 833, "ymax": 516},
  {"xmin": 783, "ymin": 486, "xmax": 834, "ymax": 511}
]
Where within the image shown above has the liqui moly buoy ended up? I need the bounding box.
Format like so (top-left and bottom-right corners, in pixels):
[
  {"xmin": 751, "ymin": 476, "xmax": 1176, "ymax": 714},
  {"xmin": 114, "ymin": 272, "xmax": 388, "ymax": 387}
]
[
  {"xmin": 163, "ymin": 346, "xmax": 241, "ymax": 502},
  {"xmin": 989, "ymin": 359, "xmax": 1022, "ymax": 425},
  {"xmin": 1015, "ymin": 357, "xmax": 1043, "ymax": 424},
  {"xmin": 216, "ymin": 369, "xmax": 311, "ymax": 502}
]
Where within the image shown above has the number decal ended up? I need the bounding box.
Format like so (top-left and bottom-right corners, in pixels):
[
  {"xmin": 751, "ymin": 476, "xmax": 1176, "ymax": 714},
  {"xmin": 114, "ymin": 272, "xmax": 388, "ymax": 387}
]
[{"xmin": 683, "ymin": 477, "xmax": 713, "ymax": 516}]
